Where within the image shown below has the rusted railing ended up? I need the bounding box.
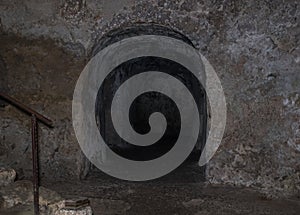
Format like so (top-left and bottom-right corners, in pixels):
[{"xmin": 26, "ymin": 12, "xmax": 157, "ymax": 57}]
[{"xmin": 0, "ymin": 92, "xmax": 53, "ymax": 215}]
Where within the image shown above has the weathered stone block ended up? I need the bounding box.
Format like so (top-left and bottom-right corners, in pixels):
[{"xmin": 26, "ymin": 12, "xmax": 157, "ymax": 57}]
[
  {"xmin": 55, "ymin": 206, "xmax": 93, "ymax": 215},
  {"xmin": 0, "ymin": 168, "xmax": 16, "ymax": 187}
]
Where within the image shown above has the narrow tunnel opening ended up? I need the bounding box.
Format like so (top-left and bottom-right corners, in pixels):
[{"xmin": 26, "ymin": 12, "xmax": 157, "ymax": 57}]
[{"xmin": 91, "ymin": 24, "xmax": 207, "ymax": 182}]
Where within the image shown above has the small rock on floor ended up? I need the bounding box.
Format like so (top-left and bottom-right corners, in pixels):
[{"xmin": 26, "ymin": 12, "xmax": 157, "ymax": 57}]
[{"xmin": 55, "ymin": 206, "xmax": 93, "ymax": 215}]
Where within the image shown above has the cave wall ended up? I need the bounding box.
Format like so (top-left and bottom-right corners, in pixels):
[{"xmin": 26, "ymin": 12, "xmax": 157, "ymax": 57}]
[{"xmin": 0, "ymin": 0, "xmax": 299, "ymax": 197}]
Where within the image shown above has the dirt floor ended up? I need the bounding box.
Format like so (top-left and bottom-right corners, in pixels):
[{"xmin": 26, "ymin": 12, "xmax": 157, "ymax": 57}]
[
  {"xmin": 1, "ymin": 162, "xmax": 300, "ymax": 215},
  {"xmin": 1, "ymin": 181, "xmax": 300, "ymax": 215},
  {"xmin": 44, "ymin": 171, "xmax": 300, "ymax": 215}
]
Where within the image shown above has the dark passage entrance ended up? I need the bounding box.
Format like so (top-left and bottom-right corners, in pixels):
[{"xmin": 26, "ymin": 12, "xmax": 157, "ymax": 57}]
[{"xmin": 91, "ymin": 24, "xmax": 207, "ymax": 182}]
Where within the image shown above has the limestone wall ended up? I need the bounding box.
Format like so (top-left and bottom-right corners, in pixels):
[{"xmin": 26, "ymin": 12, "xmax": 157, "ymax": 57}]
[{"xmin": 0, "ymin": 0, "xmax": 299, "ymax": 197}]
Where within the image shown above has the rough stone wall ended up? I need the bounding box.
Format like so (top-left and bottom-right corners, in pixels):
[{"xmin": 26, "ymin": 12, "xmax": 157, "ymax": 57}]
[
  {"xmin": 0, "ymin": 34, "xmax": 87, "ymax": 179},
  {"xmin": 0, "ymin": 0, "xmax": 299, "ymax": 197}
]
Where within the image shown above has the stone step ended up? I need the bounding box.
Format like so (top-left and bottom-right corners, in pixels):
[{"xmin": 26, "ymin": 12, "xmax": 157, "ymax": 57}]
[{"xmin": 0, "ymin": 180, "xmax": 93, "ymax": 215}]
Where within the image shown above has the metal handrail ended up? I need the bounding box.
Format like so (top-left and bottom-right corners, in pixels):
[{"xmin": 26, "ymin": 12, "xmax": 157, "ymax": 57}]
[
  {"xmin": 0, "ymin": 93, "xmax": 53, "ymax": 127},
  {"xmin": 0, "ymin": 92, "xmax": 53, "ymax": 215}
]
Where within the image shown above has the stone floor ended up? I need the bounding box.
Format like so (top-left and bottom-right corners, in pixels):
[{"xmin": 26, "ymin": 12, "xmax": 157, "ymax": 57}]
[
  {"xmin": 44, "ymin": 170, "xmax": 300, "ymax": 215},
  {"xmin": 1, "ymin": 166, "xmax": 300, "ymax": 215}
]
